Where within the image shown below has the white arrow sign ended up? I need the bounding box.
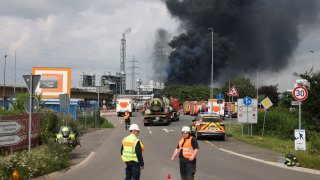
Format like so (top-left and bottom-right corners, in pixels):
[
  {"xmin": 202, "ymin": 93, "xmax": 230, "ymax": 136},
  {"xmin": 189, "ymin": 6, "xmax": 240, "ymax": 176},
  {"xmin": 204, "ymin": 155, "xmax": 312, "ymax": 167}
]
[
  {"xmin": 162, "ymin": 128, "xmax": 174, "ymax": 133},
  {"xmin": 0, "ymin": 121, "xmax": 22, "ymax": 135},
  {"xmin": 0, "ymin": 135, "xmax": 22, "ymax": 147}
]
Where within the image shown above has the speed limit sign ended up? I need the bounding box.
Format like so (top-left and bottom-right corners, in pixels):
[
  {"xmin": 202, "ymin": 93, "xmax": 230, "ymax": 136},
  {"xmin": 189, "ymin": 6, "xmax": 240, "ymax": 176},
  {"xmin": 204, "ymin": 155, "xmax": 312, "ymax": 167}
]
[{"xmin": 292, "ymin": 86, "xmax": 308, "ymax": 101}]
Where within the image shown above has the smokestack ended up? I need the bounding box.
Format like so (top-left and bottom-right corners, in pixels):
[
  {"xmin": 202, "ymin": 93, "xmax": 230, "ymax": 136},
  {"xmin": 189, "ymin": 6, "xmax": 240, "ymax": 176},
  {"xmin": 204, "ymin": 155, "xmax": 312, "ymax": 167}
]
[{"xmin": 164, "ymin": 0, "xmax": 320, "ymax": 86}]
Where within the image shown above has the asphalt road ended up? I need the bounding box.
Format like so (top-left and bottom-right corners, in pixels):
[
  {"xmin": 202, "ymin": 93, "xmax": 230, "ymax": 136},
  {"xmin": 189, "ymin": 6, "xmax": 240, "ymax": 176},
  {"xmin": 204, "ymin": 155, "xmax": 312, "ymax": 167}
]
[{"xmin": 51, "ymin": 113, "xmax": 320, "ymax": 180}]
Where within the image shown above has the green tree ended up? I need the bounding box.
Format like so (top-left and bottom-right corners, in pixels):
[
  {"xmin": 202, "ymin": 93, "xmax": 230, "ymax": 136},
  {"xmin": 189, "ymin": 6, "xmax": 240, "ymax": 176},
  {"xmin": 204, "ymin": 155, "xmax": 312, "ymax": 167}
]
[
  {"xmin": 258, "ymin": 85, "xmax": 279, "ymax": 105},
  {"xmin": 294, "ymin": 70, "xmax": 320, "ymax": 131},
  {"xmin": 221, "ymin": 77, "xmax": 256, "ymax": 101},
  {"xmin": 278, "ymin": 91, "xmax": 294, "ymax": 109}
]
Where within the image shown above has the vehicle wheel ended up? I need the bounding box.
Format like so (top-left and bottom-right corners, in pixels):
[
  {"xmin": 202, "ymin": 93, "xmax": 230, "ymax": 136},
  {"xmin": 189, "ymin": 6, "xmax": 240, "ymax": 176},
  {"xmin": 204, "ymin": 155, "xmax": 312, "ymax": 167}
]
[
  {"xmin": 221, "ymin": 134, "xmax": 226, "ymax": 141},
  {"xmin": 144, "ymin": 123, "xmax": 148, "ymax": 126}
]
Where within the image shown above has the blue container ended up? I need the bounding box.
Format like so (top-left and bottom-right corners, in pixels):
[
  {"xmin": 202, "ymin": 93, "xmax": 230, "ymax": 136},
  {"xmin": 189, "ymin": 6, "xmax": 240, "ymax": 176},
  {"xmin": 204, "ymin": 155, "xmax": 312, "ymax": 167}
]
[{"xmin": 42, "ymin": 99, "xmax": 80, "ymax": 120}]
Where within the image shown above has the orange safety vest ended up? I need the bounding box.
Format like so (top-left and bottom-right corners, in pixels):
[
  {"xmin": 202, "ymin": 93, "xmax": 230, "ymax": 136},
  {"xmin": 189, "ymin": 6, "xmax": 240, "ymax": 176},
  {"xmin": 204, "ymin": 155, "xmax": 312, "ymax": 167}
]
[{"xmin": 178, "ymin": 137, "xmax": 195, "ymax": 159}]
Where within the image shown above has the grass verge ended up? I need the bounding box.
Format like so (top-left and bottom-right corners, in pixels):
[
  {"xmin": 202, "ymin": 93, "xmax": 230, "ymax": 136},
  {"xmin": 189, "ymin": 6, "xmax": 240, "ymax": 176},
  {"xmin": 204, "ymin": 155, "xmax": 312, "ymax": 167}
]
[{"xmin": 229, "ymin": 124, "xmax": 320, "ymax": 170}]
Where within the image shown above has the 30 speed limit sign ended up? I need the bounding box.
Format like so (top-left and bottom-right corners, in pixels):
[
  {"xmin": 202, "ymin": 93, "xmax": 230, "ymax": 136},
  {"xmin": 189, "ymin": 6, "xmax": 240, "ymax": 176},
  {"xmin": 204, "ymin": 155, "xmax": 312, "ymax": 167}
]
[{"xmin": 292, "ymin": 86, "xmax": 308, "ymax": 101}]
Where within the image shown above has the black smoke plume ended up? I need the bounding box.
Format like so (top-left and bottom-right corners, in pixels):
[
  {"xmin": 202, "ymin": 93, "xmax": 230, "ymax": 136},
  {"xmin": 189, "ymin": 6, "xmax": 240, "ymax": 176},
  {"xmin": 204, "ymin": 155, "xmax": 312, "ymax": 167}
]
[
  {"xmin": 153, "ymin": 29, "xmax": 171, "ymax": 82},
  {"xmin": 164, "ymin": 0, "xmax": 320, "ymax": 86}
]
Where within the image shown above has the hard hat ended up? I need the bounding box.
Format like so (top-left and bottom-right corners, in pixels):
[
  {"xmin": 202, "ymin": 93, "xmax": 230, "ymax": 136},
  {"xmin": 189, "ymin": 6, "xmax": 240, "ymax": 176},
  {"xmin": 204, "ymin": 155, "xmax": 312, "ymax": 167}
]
[
  {"xmin": 129, "ymin": 124, "xmax": 140, "ymax": 131},
  {"xmin": 62, "ymin": 127, "xmax": 69, "ymax": 131},
  {"xmin": 181, "ymin": 126, "xmax": 191, "ymax": 133}
]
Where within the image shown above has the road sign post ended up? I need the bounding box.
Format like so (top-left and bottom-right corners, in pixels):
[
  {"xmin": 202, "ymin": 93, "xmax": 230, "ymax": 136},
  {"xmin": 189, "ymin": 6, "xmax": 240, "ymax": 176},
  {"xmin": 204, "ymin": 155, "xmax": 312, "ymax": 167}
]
[
  {"xmin": 292, "ymin": 86, "xmax": 308, "ymax": 130},
  {"xmin": 260, "ymin": 97, "xmax": 273, "ymax": 138},
  {"xmin": 243, "ymin": 96, "xmax": 252, "ymax": 136},
  {"xmin": 23, "ymin": 74, "xmax": 41, "ymax": 152}
]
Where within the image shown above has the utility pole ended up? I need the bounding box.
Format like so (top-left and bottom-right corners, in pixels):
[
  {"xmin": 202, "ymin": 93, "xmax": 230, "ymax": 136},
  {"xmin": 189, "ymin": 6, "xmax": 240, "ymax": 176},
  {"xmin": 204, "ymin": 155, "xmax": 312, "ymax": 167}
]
[
  {"xmin": 157, "ymin": 40, "xmax": 166, "ymax": 89},
  {"xmin": 128, "ymin": 55, "xmax": 140, "ymax": 94},
  {"xmin": 120, "ymin": 33, "xmax": 127, "ymax": 95},
  {"xmin": 14, "ymin": 50, "xmax": 16, "ymax": 96},
  {"xmin": 208, "ymin": 28, "xmax": 214, "ymax": 99},
  {"xmin": 3, "ymin": 55, "xmax": 7, "ymax": 109}
]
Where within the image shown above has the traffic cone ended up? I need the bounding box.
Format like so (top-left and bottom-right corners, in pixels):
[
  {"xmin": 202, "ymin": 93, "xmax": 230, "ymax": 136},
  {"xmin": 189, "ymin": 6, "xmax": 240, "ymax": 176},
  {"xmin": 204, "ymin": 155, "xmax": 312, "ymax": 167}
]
[{"xmin": 167, "ymin": 172, "xmax": 171, "ymax": 180}]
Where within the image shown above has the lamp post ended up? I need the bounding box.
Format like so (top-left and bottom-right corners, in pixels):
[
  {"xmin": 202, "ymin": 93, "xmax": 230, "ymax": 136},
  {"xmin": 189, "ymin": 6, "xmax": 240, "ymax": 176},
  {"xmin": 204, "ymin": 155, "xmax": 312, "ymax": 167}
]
[
  {"xmin": 2, "ymin": 55, "xmax": 7, "ymax": 109},
  {"xmin": 310, "ymin": 50, "xmax": 314, "ymax": 68},
  {"xmin": 208, "ymin": 28, "xmax": 214, "ymax": 99}
]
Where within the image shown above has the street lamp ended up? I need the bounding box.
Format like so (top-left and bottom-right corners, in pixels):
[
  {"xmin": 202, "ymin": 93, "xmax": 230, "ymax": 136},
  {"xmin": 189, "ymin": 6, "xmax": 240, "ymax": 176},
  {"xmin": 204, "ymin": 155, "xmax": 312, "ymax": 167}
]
[
  {"xmin": 2, "ymin": 55, "xmax": 7, "ymax": 109},
  {"xmin": 208, "ymin": 28, "xmax": 213, "ymax": 99},
  {"xmin": 310, "ymin": 50, "xmax": 314, "ymax": 68}
]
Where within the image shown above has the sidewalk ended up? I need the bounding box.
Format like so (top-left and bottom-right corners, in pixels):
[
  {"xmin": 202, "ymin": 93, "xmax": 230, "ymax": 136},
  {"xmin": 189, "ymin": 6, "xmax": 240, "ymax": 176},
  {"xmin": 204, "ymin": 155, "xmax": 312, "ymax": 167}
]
[{"xmin": 70, "ymin": 128, "xmax": 112, "ymax": 165}]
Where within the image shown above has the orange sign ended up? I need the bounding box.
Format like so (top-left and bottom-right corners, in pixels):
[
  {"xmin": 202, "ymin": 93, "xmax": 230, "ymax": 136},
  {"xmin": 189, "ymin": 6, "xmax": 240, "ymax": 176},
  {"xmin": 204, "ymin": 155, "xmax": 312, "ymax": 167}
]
[{"xmin": 32, "ymin": 67, "xmax": 71, "ymax": 98}]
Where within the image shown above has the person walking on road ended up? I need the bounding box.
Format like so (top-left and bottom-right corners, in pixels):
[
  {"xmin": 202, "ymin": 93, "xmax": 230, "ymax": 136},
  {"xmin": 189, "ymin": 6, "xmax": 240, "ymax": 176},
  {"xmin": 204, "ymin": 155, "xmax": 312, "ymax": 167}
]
[
  {"xmin": 124, "ymin": 110, "xmax": 131, "ymax": 130},
  {"xmin": 171, "ymin": 126, "xmax": 199, "ymax": 180},
  {"xmin": 121, "ymin": 124, "xmax": 144, "ymax": 180}
]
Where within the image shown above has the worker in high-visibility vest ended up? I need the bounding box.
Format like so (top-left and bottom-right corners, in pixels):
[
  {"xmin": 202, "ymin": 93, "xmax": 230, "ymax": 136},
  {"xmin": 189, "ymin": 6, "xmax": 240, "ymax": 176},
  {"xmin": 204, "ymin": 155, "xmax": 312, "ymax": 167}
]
[
  {"xmin": 121, "ymin": 124, "xmax": 144, "ymax": 180},
  {"xmin": 171, "ymin": 126, "xmax": 199, "ymax": 180}
]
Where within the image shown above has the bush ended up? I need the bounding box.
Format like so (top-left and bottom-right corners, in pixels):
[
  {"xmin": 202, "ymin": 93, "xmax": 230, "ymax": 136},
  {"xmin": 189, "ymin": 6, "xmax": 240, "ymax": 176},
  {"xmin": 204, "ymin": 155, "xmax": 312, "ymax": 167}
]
[
  {"xmin": 0, "ymin": 144, "xmax": 71, "ymax": 179},
  {"xmin": 255, "ymin": 106, "xmax": 298, "ymax": 139},
  {"xmin": 309, "ymin": 131, "xmax": 320, "ymax": 154},
  {"xmin": 39, "ymin": 108, "xmax": 81, "ymax": 144}
]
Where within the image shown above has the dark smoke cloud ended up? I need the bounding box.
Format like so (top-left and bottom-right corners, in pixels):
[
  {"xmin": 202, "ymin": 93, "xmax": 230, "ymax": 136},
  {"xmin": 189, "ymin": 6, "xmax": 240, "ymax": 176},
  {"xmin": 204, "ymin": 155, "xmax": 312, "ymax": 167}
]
[
  {"xmin": 153, "ymin": 29, "xmax": 171, "ymax": 82},
  {"xmin": 164, "ymin": 0, "xmax": 320, "ymax": 86}
]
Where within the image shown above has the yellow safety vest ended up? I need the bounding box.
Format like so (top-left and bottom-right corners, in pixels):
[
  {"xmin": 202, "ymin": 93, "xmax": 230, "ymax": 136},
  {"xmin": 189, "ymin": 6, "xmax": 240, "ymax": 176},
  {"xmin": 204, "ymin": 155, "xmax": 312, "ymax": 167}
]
[{"xmin": 121, "ymin": 134, "xmax": 144, "ymax": 162}]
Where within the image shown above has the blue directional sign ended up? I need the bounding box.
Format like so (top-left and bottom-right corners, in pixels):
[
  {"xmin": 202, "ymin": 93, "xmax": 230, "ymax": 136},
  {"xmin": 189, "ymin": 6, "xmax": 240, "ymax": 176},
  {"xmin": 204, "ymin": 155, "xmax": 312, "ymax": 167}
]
[
  {"xmin": 217, "ymin": 93, "xmax": 224, "ymax": 100},
  {"xmin": 243, "ymin": 96, "xmax": 252, "ymax": 106}
]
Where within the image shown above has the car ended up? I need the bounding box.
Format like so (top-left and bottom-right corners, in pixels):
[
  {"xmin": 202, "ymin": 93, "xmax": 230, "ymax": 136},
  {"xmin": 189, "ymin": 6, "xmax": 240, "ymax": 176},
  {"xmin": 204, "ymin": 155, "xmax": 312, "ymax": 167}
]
[{"xmin": 190, "ymin": 113, "xmax": 226, "ymax": 140}]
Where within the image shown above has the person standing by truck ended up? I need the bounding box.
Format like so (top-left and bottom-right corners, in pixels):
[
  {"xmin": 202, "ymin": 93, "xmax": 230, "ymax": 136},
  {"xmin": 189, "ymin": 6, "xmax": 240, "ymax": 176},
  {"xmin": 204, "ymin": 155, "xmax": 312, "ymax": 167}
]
[
  {"xmin": 171, "ymin": 126, "xmax": 199, "ymax": 180},
  {"xmin": 124, "ymin": 110, "xmax": 130, "ymax": 130}
]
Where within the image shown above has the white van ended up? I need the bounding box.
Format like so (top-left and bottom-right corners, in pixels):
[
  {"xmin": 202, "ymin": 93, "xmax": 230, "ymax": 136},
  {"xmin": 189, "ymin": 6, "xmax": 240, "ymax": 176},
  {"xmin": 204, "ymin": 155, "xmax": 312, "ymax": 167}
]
[{"xmin": 116, "ymin": 98, "xmax": 133, "ymax": 117}]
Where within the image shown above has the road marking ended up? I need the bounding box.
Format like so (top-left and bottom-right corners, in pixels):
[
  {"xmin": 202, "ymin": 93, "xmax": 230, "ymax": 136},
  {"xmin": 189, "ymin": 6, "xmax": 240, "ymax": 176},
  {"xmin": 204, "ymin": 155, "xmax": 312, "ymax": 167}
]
[
  {"xmin": 149, "ymin": 130, "xmax": 152, "ymax": 134},
  {"xmin": 162, "ymin": 128, "xmax": 174, "ymax": 133},
  {"xmin": 205, "ymin": 140, "xmax": 216, "ymax": 147},
  {"xmin": 33, "ymin": 151, "xmax": 96, "ymax": 179},
  {"xmin": 219, "ymin": 148, "xmax": 320, "ymax": 175}
]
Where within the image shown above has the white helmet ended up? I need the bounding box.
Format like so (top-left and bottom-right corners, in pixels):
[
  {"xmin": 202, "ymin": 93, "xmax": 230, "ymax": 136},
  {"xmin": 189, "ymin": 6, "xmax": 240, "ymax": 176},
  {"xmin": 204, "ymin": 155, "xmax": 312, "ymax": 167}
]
[
  {"xmin": 129, "ymin": 124, "xmax": 140, "ymax": 131},
  {"xmin": 181, "ymin": 126, "xmax": 191, "ymax": 133}
]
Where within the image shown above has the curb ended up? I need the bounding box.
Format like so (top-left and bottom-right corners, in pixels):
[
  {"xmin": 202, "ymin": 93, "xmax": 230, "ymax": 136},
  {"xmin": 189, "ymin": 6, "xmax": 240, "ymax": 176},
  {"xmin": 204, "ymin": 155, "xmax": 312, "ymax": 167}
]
[{"xmin": 32, "ymin": 152, "xmax": 96, "ymax": 180}]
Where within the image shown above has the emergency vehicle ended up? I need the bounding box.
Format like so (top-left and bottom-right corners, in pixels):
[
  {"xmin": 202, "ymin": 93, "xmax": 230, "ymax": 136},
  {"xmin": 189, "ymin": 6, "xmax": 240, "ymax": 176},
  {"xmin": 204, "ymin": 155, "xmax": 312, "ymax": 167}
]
[
  {"xmin": 116, "ymin": 98, "xmax": 133, "ymax": 117},
  {"xmin": 191, "ymin": 114, "xmax": 226, "ymax": 140},
  {"xmin": 183, "ymin": 101, "xmax": 190, "ymax": 115},
  {"xmin": 207, "ymin": 99, "xmax": 225, "ymax": 116},
  {"xmin": 224, "ymin": 102, "xmax": 237, "ymax": 118}
]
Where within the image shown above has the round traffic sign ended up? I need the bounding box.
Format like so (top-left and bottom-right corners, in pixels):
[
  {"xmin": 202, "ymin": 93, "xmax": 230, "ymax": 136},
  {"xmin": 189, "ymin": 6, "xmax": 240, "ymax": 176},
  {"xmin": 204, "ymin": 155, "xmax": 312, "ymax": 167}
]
[
  {"xmin": 243, "ymin": 96, "xmax": 252, "ymax": 106},
  {"xmin": 24, "ymin": 96, "xmax": 39, "ymax": 114},
  {"xmin": 217, "ymin": 93, "xmax": 224, "ymax": 100},
  {"xmin": 292, "ymin": 86, "xmax": 308, "ymax": 101}
]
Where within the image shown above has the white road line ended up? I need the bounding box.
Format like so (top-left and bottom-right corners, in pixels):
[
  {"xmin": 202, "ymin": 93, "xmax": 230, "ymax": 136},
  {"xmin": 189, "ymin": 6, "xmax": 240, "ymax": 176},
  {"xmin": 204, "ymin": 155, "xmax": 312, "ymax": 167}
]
[
  {"xmin": 33, "ymin": 152, "xmax": 96, "ymax": 179},
  {"xmin": 218, "ymin": 147, "xmax": 320, "ymax": 175},
  {"xmin": 204, "ymin": 140, "xmax": 320, "ymax": 175},
  {"xmin": 149, "ymin": 130, "xmax": 152, "ymax": 134}
]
